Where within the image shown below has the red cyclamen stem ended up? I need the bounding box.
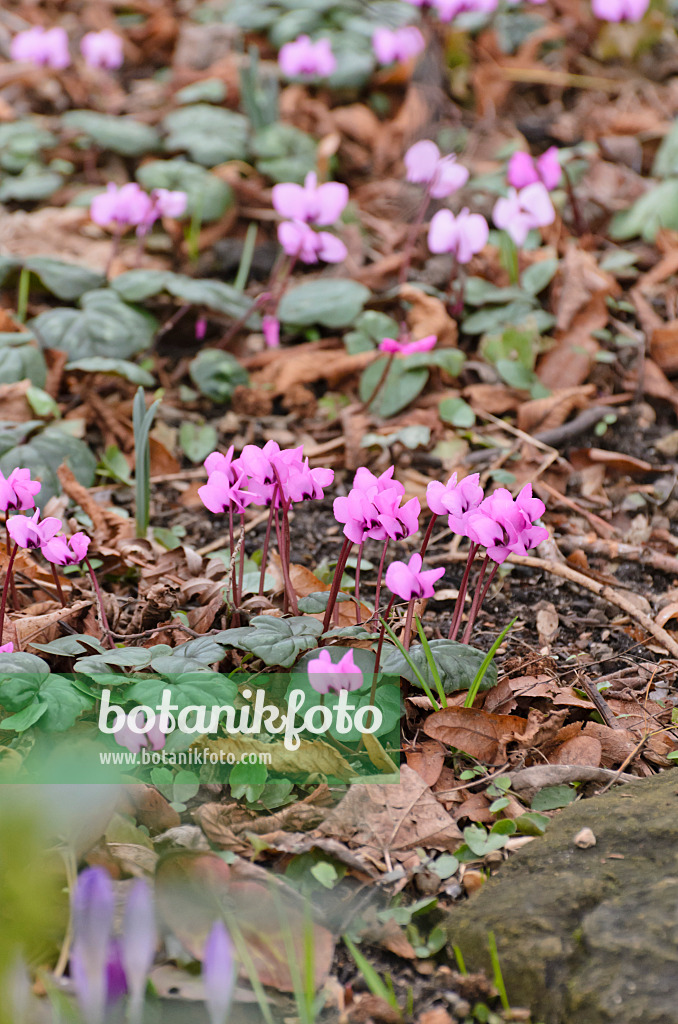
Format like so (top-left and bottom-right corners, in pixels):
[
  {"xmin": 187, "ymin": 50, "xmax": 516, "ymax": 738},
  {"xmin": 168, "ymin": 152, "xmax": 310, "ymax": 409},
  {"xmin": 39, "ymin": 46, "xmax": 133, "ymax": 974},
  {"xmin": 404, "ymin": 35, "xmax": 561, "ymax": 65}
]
[
  {"xmin": 50, "ymin": 563, "xmax": 67, "ymax": 608},
  {"xmin": 419, "ymin": 514, "xmax": 438, "ymax": 560},
  {"xmin": 402, "ymin": 600, "xmax": 415, "ymax": 652},
  {"xmin": 84, "ymin": 556, "xmax": 114, "ymax": 649},
  {"xmin": 371, "ymin": 538, "xmax": 390, "ymax": 632},
  {"xmin": 354, "ymin": 542, "xmax": 363, "ymax": 625},
  {"xmin": 258, "ymin": 493, "xmax": 277, "ymax": 596},
  {"xmin": 448, "ymin": 542, "xmax": 478, "ymax": 642},
  {"xmin": 321, "ymin": 537, "xmax": 352, "ymax": 634},
  {"xmin": 461, "ymin": 554, "xmax": 490, "ymax": 645}
]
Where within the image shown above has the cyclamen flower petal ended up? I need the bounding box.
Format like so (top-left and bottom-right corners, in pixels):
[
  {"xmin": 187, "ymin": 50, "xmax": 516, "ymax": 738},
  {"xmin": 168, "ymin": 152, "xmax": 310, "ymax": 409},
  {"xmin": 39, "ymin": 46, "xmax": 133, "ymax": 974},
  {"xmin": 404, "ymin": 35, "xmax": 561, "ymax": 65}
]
[
  {"xmin": 435, "ymin": 0, "xmax": 498, "ymax": 18},
  {"xmin": 0, "ymin": 642, "xmax": 14, "ymax": 653},
  {"xmin": 379, "ymin": 334, "xmax": 437, "ymax": 355},
  {"xmin": 204, "ymin": 447, "xmax": 237, "ymax": 483},
  {"xmin": 90, "ymin": 183, "xmax": 154, "ymax": 231},
  {"xmin": 426, "ymin": 472, "xmax": 484, "ymax": 524},
  {"xmin": 11, "ymin": 27, "xmax": 70, "ymax": 69},
  {"xmin": 114, "ymin": 709, "xmax": 166, "ymax": 754},
  {"xmin": 507, "ymin": 151, "xmax": 540, "ymax": 189},
  {"xmin": 428, "ymin": 208, "xmax": 489, "ymax": 263},
  {"xmin": 372, "ymin": 26, "xmax": 425, "ymax": 65},
  {"xmin": 0, "ymin": 467, "xmax": 41, "ymax": 512},
  {"xmin": 429, "ymin": 156, "xmax": 470, "ymax": 199},
  {"xmin": 199, "ymin": 471, "xmax": 252, "ymax": 515},
  {"xmin": 385, "ymin": 553, "xmax": 444, "ymax": 601},
  {"xmin": 153, "ymin": 188, "xmax": 188, "ymax": 219},
  {"xmin": 307, "ymin": 648, "xmax": 363, "ymax": 695},
  {"xmin": 7, "ymin": 511, "xmax": 61, "ymax": 550},
  {"xmin": 80, "ymin": 30, "xmax": 124, "ymax": 70},
  {"xmin": 202, "ymin": 921, "xmax": 237, "ymax": 1024},
  {"xmin": 465, "ymin": 485, "xmax": 548, "ymax": 563},
  {"xmin": 272, "ymin": 172, "xmax": 348, "ymax": 226},
  {"xmin": 492, "ymin": 183, "xmax": 555, "ymax": 246},
  {"xmin": 262, "ymin": 315, "xmax": 281, "ymax": 348},
  {"xmin": 278, "ymin": 35, "xmax": 336, "ymax": 78},
  {"xmin": 404, "ymin": 140, "xmax": 469, "ymax": 199},
  {"xmin": 41, "ymin": 532, "xmax": 90, "ymax": 566},
  {"xmin": 277, "ymin": 220, "xmax": 346, "ymax": 263},
  {"xmin": 592, "ymin": 0, "xmax": 649, "ymax": 19}
]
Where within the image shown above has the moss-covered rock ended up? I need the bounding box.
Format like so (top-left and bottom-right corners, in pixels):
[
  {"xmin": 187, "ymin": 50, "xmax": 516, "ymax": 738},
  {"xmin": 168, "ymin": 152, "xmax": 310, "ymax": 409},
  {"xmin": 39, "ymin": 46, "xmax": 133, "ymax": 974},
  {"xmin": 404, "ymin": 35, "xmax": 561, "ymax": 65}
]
[{"xmin": 446, "ymin": 771, "xmax": 678, "ymax": 1023}]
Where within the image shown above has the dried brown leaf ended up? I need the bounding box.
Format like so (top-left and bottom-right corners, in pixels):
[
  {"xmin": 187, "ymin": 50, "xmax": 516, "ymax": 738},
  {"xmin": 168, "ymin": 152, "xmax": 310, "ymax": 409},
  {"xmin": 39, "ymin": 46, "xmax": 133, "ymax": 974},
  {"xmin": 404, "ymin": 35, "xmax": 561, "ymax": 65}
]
[{"xmin": 423, "ymin": 707, "xmax": 528, "ymax": 765}]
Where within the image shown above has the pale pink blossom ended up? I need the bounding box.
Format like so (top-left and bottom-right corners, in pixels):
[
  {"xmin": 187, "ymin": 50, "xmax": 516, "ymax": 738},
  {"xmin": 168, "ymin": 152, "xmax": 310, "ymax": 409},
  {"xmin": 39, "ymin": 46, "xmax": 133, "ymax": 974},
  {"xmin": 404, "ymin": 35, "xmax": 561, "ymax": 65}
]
[
  {"xmin": 372, "ymin": 25, "xmax": 425, "ymax": 65},
  {"xmin": 428, "ymin": 207, "xmax": 489, "ymax": 263},
  {"xmin": 10, "ymin": 27, "xmax": 70, "ymax": 69},
  {"xmin": 7, "ymin": 511, "xmax": 61, "ymax": 550},
  {"xmin": 114, "ymin": 711, "xmax": 166, "ymax": 755},
  {"xmin": 404, "ymin": 140, "xmax": 469, "ymax": 199},
  {"xmin": 262, "ymin": 316, "xmax": 280, "ymax": 348},
  {"xmin": 492, "ymin": 182, "xmax": 555, "ymax": 246},
  {"xmin": 278, "ymin": 35, "xmax": 336, "ymax": 78},
  {"xmin": 41, "ymin": 532, "xmax": 90, "ymax": 566},
  {"xmin": 272, "ymin": 172, "xmax": 348, "ymax": 226},
  {"xmin": 592, "ymin": 0, "xmax": 649, "ymax": 19},
  {"xmin": 0, "ymin": 468, "xmax": 40, "ymax": 512},
  {"xmin": 153, "ymin": 188, "xmax": 188, "ymax": 219},
  {"xmin": 80, "ymin": 30, "xmax": 124, "ymax": 70},
  {"xmin": 386, "ymin": 553, "xmax": 444, "ymax": 600},
  {"xmin": 307, "ymin": 648, "xmax": 363, "ymax": 695},
  {"xmin": 0, "ymin": 642, "xmax": 13, "ymax": 653},
  {"xmin": 90, "ymin": 183, "xmax": 154, "ymax": 232},
  {"xmin": 426, "ymin": 472, "xmax": 484, "ymax": 535},
  {"xmin": 277, "ymin": 220, "xmax": 346, "ymax": 264},
  {"xmin": 507, "ymin": 147, "xmax": 561, "ymax": 191}
]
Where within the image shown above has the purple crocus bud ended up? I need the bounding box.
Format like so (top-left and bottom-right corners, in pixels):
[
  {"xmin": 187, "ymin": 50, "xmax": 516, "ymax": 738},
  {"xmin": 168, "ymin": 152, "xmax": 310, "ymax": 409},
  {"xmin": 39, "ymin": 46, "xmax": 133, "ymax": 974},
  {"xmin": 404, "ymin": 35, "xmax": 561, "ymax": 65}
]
[
  {"xmin": 7, "ymin": 511, "xmax": 61, "ymax": 550},
  {"xmin": 379, "ymin": 334, "xmax": 436, "ymax": 355},
  {"xmin": 277, "ymin": 220, "xmax": 347, "ymax": 264},
  {"xmin": 202, "ymin": 920, "xmax": 237, "ymax": 1024},
  {"xmin": 41, "ymin": 531, "xmax": 90, "ymax": 566},
  {"xmin": 428, "ymin": 208, "xmax": 489, "ymax": 263},
  {"xmin": 0, "ymin": 468, "xmax": 41, "ymax": 511},
  {"xmin": 272, "ymin": 172, "xmax": 348, "ymax": 226},
  {"xmin": 122, "ymin": 879, "xmax": 156, "ymax": 1020},
  {"xmin": 90, "ymin": 183, "xmax": 155, "ymax": 232},
  {"xmin": 153, "ymin": 188, "xmax": 188, "ymax": 219},
  {"xmin": 592, "ymin": 0, "xmax": 648, "ymax": 19},
  {"xmin": 11, "ymin": 26, "xmax": 70, "ymax": 69},
  {"xmin": 307, "ymin": 648, "xmax": 363, "ymax": 695},
  {"xmin": 0, "ymin": 642, "xmax": 14, "ymax": 653},
  {"xmin": 71, "ymin": 867, "xmax": 115, "ymax": 1024},
  {"xmin": 105, "ymin": 940, "xmax": 128, "ymax": 1004},
  {"xmin": 385, "ymin": 553, "xmax": 445, "ymax": 601},
  {"xmin": 262, "ymin": 315, "xmax": 281, "ymax": 348},
  {"xmin": 278, "ymin": 34, "xmax": 336, "ymax": 79},
  {"xmin": 80, "ymin": 29, "xmax": 124, "ymax": 70},
  {"xmin": 492, "ymin": 182, "xmax": 555, "ymax": 246}
]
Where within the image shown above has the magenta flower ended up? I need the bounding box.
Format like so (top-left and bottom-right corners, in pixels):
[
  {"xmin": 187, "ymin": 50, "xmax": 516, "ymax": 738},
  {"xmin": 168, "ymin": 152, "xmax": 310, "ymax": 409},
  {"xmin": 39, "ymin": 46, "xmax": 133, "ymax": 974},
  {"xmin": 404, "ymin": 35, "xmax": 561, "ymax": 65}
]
[
  {"xmin": 386, "ymin": 553, "xmax": 445, "ymax": 601},
  {"xmin": 428, "ymin": 207, "xmax": 489, "ymax": 263},
  {"xmin": 427, "ymin": 472, "xmax": 484, "ymax": 534},
  {"xmin": 334, "ymin": 468, "xmax": 419, "ymax": 544},
  {"xmin": 465, "ymin": 484, "xmax": 548, "ymax": 564},
  {"xmin": 492, "ymin": 182, "xmax": 555, "ymax": 246},
  {"xmin": 379, "ymin": 334, "xmax": 437, "ymax": 355},
  {"xmin": 196, "ymin": 316, "xmax": 207, "ymax": 341},
  {"xmin": 202, "ymin": 921, "xmax": 237, "ymax": 1024},
  {"xmin": 279, "ymin": 34, "xmax": 336, "ymax": 78},
  {"xmin": 0, "ymin": 642, "xmax": 14, "ymax": 653},
  {"xmin": 507, "ymin": 147, "xmax": 561, "ymax": 191},
  {"xmin": 435, "ymin": 0, "xmax": 498, "ymax": 18},
  {"xmin": 307, "ymin": 648, "xmax": 363, "ymax": 695},
  {"xmin": 262, "ymin": 315, "xmax": 280, "ymax": 348},
  {"xmin": 272, "ymin": 172, "xmax": 348, "ymax": 226},
  {"xmin": 404, "ymin": 140, "xmax": 469, "ymax": 199},
  {"xmin": 592, "ymin": 0, "xmax": 649, "ymax": 18},
  {"xmin": 80, "ymin": 29, "xmax": 124, "ymax": 70},
  {"xmin": 7, "ymin": 511, "xmax": 61, "ymax": 550},
  {"xmin": 373, "ymin": 25, "xmax": 425, "ymax": 65},
  {"xmin": 199, "ymin": 471, "xmax": 252, "ymax": 516},
  {"xmin": 0, "ymin": 468, "xmax": 41, "ymax": 512},
  {"xmin": 70, "ymin": 867, "xmax": 115, "ymax": 1024},
  {"xmin": 277, "ymin": 220, "xmax": 347, "ymax": 264},
  {"xmin": 353, "ymin": 465, "xmax": 404, "ymax": 496},
  {"xmin": 10, "ymin": 26, "xmax": 70, "ymax": 68},
  {"xmin": 114, "ymin": 710, "xmax": 166, "ymax": 755},
  {"xmin": 204, "ymin": 446, "xmax": 237, "ymax": 483},
  {"xmin": 104, "ymin": 941, "xmax": 128, "ymax": 1005},
  {"xmin": 41, "ymin": 532, "xmax": 90, "ymax": 566},
  {"xmin": 153, "ymin": 188, "xmax": 188, "ymax": 219},
  {"xmin": 90, "ymin": 183, "xmax": 154, "ymax": 232}
]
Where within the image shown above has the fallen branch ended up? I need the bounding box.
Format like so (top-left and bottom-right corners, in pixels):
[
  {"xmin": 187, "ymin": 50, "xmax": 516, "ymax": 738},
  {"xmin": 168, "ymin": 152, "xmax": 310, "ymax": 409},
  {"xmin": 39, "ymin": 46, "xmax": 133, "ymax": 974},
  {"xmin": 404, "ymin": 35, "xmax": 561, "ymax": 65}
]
[
  {"xmin": 558, "ymin": 534, "xmax": 678, "ymax": 577},
  {"xmin": 507, "ymin": 764, "xmax": 640, "ymax": 802}
]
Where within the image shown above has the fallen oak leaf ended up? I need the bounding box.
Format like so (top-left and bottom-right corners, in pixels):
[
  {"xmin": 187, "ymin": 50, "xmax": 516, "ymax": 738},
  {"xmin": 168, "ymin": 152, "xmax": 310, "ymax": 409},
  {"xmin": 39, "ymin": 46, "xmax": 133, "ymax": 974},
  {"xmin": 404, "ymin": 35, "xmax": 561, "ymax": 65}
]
[{"xmin": 423, "ymin": 706, "xmax": 529, "ymax": 765}]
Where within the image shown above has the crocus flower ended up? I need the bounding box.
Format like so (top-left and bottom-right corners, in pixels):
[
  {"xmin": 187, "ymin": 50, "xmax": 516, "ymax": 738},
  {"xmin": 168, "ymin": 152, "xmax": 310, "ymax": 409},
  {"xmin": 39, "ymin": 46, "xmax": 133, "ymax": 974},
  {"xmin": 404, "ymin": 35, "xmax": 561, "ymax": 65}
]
[
  {"xmin": 153, "ymin": 188, "xmax": 188, "ymax": 219},
  {"xmin": 90, "ymin": 183, "xmax": 154, "ymax": 232},
  {"xmin": 7, "ymin": 511, "xmax": 61, "ymax": 550},
  {"xmin": 404, "ymin": 140, "xmax": 469, "ymax": 199},
  {"xmin": 41, "ymin": 532, "xmax": 90, "ymax": 566},
  {"xmin": 113, "ymin": 711, "xmax": 166, "ymax": 755},
  {"xmin": 278, "ymin": 35, "xmax": 336, "ymax": 78},
  {"xmin": 427, "ymin": 472, "xmax": 484, "ymax": 533},
  {"xmin": 373, "ymin": 25, "xmax": 425, "ymax": 65},
  {"xmin": 199, "ymin": 471, "xmax": 252, "ymax": 515},
  {"xmin": 379, "ymin": 334, "xmax": 437, "ymax": 355},
  {"xmin": 0, "ymin": 642, "xmax": 14, "ymax": 653},
  {"xmin": 272, "ymin": 172, "xmax": 348, "ymax": 226},
  {"xmin": 307, "ymin": 648, "xmax": 364, "ymax": 695},
  {"xmin": 465, "ymin": 484, "xmax": 548, "ymax": 564},
  {"xmin": 507, "ymin": 147, "xmax": 561, "ymax": 191},
  {"xmin": 70, "ymin": 867, "xmax": 115, "ymax": 1024},
  {"xmin": 262, "ymin": 315, "xmax": 280, "ymax": 348},
  {"xmin": 104, "ymin": 941, "xmax": 128, "ymax": 1005},
  {"xmin": 202, "ymin": 921, "xmax": 237, "ymax": 1024},
  {"xmin": 492, "ymin": 182, "xmax": 555, "ymax": 246},
  {"xmin": 428, "ymin": 208, "xmax": 489, "ymax": 263},
  {"xmin": 10, "ymin": 26, "xmax": 70, "ymax": 68},
  {"xmin": 0, "ymin": 468, "xmax": 41, "ymax": 511},
  {"xmin": 385, "ymin": 553, "xmax": 445, "ymax": 601},
  {"xmin": 122, "ymin": 879, "xmax": 156, "ymax": 1018},
  {"xmin": 592, "ymin": 0, "xmax": 649, "ymax": 18},
  {"xmin": 80, "ymin": 29, "xmax": 124, "ymax": 70},
  {"xmin": 277, "ymin": 220, "xmax": 347, "ymax": 264}
]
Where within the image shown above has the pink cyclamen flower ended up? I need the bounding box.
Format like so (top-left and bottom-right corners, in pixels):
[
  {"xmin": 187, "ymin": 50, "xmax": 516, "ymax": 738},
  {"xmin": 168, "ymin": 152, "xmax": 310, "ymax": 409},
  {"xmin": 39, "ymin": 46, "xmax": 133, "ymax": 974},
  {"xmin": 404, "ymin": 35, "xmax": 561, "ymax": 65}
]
[
  {"xmin": 404, "ymin": 140, "xmax": 469, "ymax": 199},
  {"xmin": 80, "ymin": 30, "xmax": 124, "ymax": 70},
  {"xmin": 435, "ymin": 0, "xmax": 498, "ymax": 17},
  {"xmin": 262, "ymin": 315, "xmax": 280, "ymax": 348},
  {"xmin": 41, "ymin": 532, "xmax": 90, "ymax": 566},
  {"xmin": 426, "ymin": 472, "xmax": 484, "ymax": 532},
  {"xmin": 372, "ymin": 26, "xmax": 425, "ymax": 65},
  {"xmin": 114, "ymin": 710, "xmax": 166, "ymax": 755},
  {"xmin": 507, "ymin": 147, "xmax": 561, "ymax": 191},
  {"xmin": 153, "ymin": 188, "xmax": 188, "ymax": 219},
  {"xmin": 492, "ymin": 182, "xmax": 555, "ymax": 246},
  {"xmin": 334, "ymin": 468, "xmax": 419, "ymax": 545},
  {"xmin": 199, "ymin": 471, "xmax": 252, "ymax": 516},
  {"xmin": 0, "ymin": 468, "xmax": 41, "ymax": 512},
  {"xmin": 195, "ymin": 316, "xmax": 207, "ymax": 341},
  {"xmin": 279, "ymin": 35, "xmax": 336, "ymax": 78},
  {"xmin": 7, "ymin": 511, "xmax": 61, "ymax": 550},
  {"xmin": 0, "ymin": 642, "xmax": 14, "ymax": 653},
  {"xmin": 11, "ymin": 27, "xmax": 70, "ymax": 69},
  {"xmin": 465, "ymin": 484, "xmax": 548, "ymax": 564},
  {"xmin": 379, "ymin": 334, "xmax": 437, "ymax": 355},
  {"xmin": 592, "ymin": 0, "xmax": 649, "ymax": 18},
  {"xmin": 307, "ymin": 648, "xmax": 363, "ymax": 695},
  {"xmin": 90, "ymin": 183, "xmax": 154, "ymax": 232},
  {"xmin": 428, "ymin": 207, "xmax": 489, "ymax": 263},
  {"xmin": 386, "ymin": 553, "xmax": 445, "ymax": 601},
  {"xmin": 204, "ymin": 446, "xmax": 237, "ymax": 483},
  {"xmin": 272, "ymin": 172, "xmax": 348, "ymax": 226},
  {"xmin": 277, "ymin": 220, "xmax": 346, "ymax": 264}
]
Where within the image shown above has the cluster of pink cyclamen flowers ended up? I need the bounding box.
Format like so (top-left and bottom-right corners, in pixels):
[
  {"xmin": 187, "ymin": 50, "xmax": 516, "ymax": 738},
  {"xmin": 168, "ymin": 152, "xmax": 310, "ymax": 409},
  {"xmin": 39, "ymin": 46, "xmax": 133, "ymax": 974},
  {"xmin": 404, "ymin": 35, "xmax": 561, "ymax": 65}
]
[
  {"xmin": 272, "ymin": 171, "xmax": 348, "ymax": 265},
  {"xmin": 10, "ymin": 27, "xmax": 123, "ymax": 70},
  {"xmin": 492, "ymin": 148, "xmax": 559, "ymax": 246},
  {"xmin": 404, "ymin": 0, "xmax": 648, "ymax": 21},
  {"xmin": 90, "ymin": 182, "xmax": 187, "ymax": 236}
]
